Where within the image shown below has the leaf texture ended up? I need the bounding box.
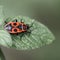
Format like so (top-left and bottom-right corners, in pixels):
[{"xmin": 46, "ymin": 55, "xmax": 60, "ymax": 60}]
[{"xmin": 0, "ymin": 30, "xmax": 12, "ymax": 47}]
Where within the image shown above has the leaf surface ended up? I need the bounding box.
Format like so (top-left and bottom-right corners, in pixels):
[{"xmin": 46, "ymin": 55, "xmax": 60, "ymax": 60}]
[
  {"xmin": 0, "ymin": 30, "xmax": 12, "ymax": 47},
  {"xmin": 4, "ymin": 16, "xmax": 55, "ymax": 50}
]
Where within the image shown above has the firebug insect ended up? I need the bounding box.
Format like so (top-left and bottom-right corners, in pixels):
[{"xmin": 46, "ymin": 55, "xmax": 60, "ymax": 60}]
[
  {"xmin": 4, "ymin": 19, "xmax": 31, "ymax": 35},
  {"xmin": 4, "ymin": 19, "xmax": 32, "ymax": 34}
]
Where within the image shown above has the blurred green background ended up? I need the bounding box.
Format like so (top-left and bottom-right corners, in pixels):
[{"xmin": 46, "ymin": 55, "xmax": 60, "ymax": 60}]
[{"xmin": 0, "ymin": 0, "xmax": 60, "ymax": 60}]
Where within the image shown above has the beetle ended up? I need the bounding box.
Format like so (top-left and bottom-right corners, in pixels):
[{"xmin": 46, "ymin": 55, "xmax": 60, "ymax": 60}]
[{"xmin": 4, "ymin": 19, "xmax": 30, "ymax": 34}]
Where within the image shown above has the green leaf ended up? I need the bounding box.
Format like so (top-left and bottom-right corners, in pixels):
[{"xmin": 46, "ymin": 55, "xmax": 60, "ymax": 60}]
[
  {"xmin": 4, "ymin": 16, "xmax": 55, "ymax": 50},
  {"xmin": 0, "ymin": 30, "xmax": 12, "ymax": 47}
]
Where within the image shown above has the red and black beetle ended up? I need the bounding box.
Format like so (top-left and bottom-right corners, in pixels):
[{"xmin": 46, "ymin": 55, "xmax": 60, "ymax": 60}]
[{"xmin": 4, "ymin": 19, "xmax": 30, "ymax": 34}]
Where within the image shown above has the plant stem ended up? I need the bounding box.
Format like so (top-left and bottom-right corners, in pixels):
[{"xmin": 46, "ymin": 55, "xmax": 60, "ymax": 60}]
[{"xmin": 0, "ymin": 47, "xmax": 6, "ymax": 60}]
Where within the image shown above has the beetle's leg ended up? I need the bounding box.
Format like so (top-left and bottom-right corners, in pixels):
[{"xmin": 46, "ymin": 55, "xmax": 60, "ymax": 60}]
[
  {"xmin": 26, "ymin": 27, "xmax": 36, "ymax": 36},
  {"xmin": 12, "ymin": 19, "xmax": 18, "ymax": 22},
  {"xmin": 15, "ymin": 19, "xmax": 17, "ymax": 22},
  {"xmin": 16, "ymin": 33, "xmax": 18, "ymax": 35},
  {"xmin": 20, "ymin": 19, "xmax": 24, "ymax": 23},
  {"xmin": 4, "ymin": 21, "xmax": 7, "ymax": 24},
  {"xmin": 26, "ymin": 22, "xmax": 34, "ymax": 29},
  {"xmin": 16, "ymin": 20, "xmax": 17, "ymax": 22}
]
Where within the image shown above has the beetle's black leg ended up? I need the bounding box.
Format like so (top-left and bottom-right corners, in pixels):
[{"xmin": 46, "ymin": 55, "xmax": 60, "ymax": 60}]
[
  {"xmin": 20, "ymin": 19, "xmax": 24, "ymax": 23},
  {"xmin": 12, "ymin": 19, "xmax": 18, "ymax": 22},
  {"xmin": 16, "ymin": 33, "xmax": 18, "ymax": 35},
  {"xmin": 5, "ymin": 21, "xmax": 7, "ymax": 24},
  {"xmin": 16, "ymin": 20, "xmax": 17, "ymax": 22},
  {"xmin": 26, "ymin": 22, "xmax": 33, "ymax": 30},
  {"xmin": 15, "ymin": 19, "xmax": 17, "ymax": 22}
]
